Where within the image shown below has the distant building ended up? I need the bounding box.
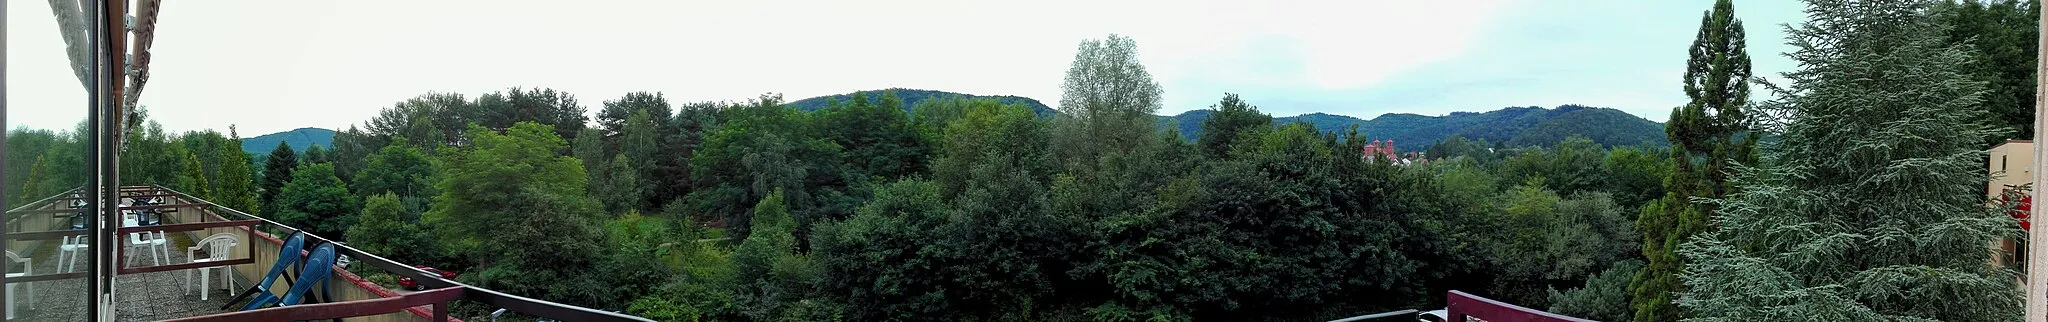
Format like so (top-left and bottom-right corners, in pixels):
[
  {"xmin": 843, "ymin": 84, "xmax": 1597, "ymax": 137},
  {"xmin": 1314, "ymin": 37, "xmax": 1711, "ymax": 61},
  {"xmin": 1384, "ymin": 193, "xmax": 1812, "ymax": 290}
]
[
  {"xmin": 1990, "ymin": 140, "xmax": 2033, "ymax": 270},
  {"xmin": 1362, "ymin": 139, "xmax": 1427, "ymax": 166}
]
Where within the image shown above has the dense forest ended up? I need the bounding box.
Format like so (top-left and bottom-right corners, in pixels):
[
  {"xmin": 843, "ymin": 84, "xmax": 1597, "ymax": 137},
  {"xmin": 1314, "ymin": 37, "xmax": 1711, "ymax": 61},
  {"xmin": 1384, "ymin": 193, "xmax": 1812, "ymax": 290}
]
[
  {"xmin": 1164, "ymin": 104, "xmax": 1670, "ymax": 151},
  {"xmin": 4, "ymin": 0, "xmax": 2041, "ymax": 321}
]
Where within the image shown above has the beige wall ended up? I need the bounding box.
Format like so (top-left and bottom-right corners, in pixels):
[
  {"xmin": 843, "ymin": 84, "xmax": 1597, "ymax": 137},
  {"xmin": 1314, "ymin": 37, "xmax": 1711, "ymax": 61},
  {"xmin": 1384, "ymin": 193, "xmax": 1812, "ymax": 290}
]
[{"xmin": 1991, "ymin": 141, "xmax": 2035, "ymax": 270}]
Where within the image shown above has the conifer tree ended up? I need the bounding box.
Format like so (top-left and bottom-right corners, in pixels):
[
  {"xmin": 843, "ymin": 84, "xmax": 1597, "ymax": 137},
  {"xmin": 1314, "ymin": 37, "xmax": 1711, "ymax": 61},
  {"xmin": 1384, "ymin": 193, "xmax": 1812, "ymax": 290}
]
[
  {"xmin": 1677, "ymin": 0, "xmax": 2022, "ymax": 320},
  {"xmin": 1630, "ymin": 1, "xmax": 1755, "ymax": 320}
]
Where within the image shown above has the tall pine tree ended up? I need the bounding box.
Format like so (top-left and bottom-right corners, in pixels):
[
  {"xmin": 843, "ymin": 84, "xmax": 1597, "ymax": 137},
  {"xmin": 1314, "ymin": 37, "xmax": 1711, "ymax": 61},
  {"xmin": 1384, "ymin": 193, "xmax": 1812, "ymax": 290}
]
[
  {"xmin": 259, "ymin": 142, "xmax": 299, "ymax": 216},
  {"xmin": 1630, "ymin": 0, "xmax": 1756, "ymax": 321},
  {"xmin": 1677, "ymin": 0, "xmax": 2021, "ymax": 319}
]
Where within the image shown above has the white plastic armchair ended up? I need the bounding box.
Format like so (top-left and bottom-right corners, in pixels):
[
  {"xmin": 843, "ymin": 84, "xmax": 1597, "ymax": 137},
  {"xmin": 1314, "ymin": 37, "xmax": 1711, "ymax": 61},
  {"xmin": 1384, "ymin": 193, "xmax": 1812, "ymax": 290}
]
[
  {"xmin": 186, "ymin": 233, "xmax": 239, "ymax": 300},
  {"xmin": 7, "ymin": 250, "xmax": 31, "ymax": 319}
]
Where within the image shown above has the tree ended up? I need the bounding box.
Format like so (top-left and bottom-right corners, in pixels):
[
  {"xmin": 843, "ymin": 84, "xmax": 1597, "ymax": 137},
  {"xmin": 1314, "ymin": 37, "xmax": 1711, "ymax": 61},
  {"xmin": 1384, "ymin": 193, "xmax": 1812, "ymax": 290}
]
[
  {"xmin": 19, "ymin": 154, "xmax": 51, "ymax": 206},
  {"xmin": 274, "ymin": 163, "xmax": 359, "ymax": 240},
  {"xmin": 303, "ymin": 145, "xmax": 331, "ymax": 165},
  {"xmin": 603, "ymin": 154, "xmax": 646, "ymax": 214},
  {"xmin": 815, "ymin": 91, "xmax": 934, "ymax": 180},
  {"xmin": 1678, "ymin": 0, "xmax": 2021, "ymax": 320},
  {"xmin": 329, "ymin": 125, "xmax": 376, "ymax": 181},
  {"xmin": 217, "ymin": 130, "xmax": 261, "ymax": 213},
  {"xmin": 1196, "ymin": 93, "xmax": 1272, "ymax": 158},
  {"xmin": 427, "ymin": 122, "xmax": 604, "ymax": 303},
  {"xmin": 1631, "ymin": 0, "xmax": 1757, "ymax": 320},
  {"xmin": 619, "ymin": 109, "xmax": 662, "ymax": 209},
  {"xmin": 259, "ymin": 141, "xmax": 299, "ymax": 216},
  {"xmin": 1056, "ymin": 34, "xmax": 1164, "ymax": 167},
  {"xmin": 348, "ymin": 193, "xmax": 431, "ymax": 263},
  {"xmin": 1550, "ymin": 260, "xmax": 1643, "ymax": 322},
  {"xmin": 177, "ymin": 150, "xmax": 211, "ymax": 201},
  {"xmin": 352, "ymin": 137, "xmax": 436, "ymax": 213},
  {"xmin": 1934, "ymin": 0, "xmax": 2039, "ymax": 143}
]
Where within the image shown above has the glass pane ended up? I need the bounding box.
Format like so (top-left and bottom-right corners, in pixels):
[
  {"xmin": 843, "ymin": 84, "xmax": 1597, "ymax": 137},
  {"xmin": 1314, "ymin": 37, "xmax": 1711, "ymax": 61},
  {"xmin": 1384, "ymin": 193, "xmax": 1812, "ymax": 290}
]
[{"xmin": 7, "ymin": 1, "xmax": 96, "ymax": 320}]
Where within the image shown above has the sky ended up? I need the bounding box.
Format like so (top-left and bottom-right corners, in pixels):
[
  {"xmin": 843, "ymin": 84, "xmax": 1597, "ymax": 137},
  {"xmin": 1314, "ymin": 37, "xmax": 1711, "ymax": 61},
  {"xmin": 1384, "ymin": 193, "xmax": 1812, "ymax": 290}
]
[{"xmin": 7, "ymin": 0, "xmax": 1809, "ymax": 136}]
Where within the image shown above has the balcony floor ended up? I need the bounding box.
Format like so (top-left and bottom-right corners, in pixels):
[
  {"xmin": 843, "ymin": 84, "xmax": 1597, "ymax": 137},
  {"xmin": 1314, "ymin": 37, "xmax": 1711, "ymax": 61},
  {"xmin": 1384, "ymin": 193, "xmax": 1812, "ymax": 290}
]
[{"xmin": 13, "ymin": 234, "xmax": 255, "ymax": 321}]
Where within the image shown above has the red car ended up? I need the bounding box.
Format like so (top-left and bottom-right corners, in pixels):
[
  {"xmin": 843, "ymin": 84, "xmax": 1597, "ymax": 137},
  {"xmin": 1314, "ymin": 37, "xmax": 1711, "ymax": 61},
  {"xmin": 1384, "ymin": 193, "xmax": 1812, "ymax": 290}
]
[{"xmin": 397, "ymin": 266, "xmax": 459, "ymax": 291}]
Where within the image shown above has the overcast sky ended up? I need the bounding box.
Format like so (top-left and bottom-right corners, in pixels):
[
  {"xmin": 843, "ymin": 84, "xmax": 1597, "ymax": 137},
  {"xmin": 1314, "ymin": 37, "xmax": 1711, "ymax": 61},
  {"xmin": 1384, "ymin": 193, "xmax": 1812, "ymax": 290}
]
[{"xmin": 7, "ymin": 0, "xmax": 1808, "ymax": 136}]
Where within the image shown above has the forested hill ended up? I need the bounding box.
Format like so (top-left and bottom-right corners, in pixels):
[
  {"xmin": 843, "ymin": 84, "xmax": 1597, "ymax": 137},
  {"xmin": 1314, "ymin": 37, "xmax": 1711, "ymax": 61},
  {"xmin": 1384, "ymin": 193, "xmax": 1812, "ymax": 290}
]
[
  {"xmin": 1163, "ymin": 104, "xmax": 1668, "ymax": 150},
  {"xmin": 241, "ymin": 127, "xmax": 336, "ymax": 154},
  {"xmin": 788, "ymin": 88, "xmax": 1059, "ymax": 117}
]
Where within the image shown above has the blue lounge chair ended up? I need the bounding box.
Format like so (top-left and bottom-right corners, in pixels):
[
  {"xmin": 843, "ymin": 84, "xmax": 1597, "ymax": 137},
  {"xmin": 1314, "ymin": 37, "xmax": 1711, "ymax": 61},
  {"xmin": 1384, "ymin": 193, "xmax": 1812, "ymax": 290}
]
[
  {"xmin": 221, "ymin": 232, "xmax": 306, "ymax": 310},
  {"xmin": 273, "ymin": 243, "xmax": 337, "ymax": 307}
]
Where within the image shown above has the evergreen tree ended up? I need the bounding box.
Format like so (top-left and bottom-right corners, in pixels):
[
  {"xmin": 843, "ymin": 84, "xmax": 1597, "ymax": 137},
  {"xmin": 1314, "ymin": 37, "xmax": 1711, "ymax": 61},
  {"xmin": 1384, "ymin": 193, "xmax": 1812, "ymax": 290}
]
[
  {"xmin": 259, "ymin": 141, "xmax": 299, "ymax": 216},
  {"xmin": 217, "ymin": 130, "xmax": 261, "ymax": 213},
  {"xmin": 1678, "ymin": 0, "xmax": 2022, "ymax": 320},
  {"xmin": 1630, "ymin": 1, "xmax": 1756, "ymax": 320},
  {"xmin": 19, "ymin": 154, "xmax": 50, "ymax": 206},
  {"xmin": 178, "ymin": 150, "xmax": 211, "ymax": 201}
]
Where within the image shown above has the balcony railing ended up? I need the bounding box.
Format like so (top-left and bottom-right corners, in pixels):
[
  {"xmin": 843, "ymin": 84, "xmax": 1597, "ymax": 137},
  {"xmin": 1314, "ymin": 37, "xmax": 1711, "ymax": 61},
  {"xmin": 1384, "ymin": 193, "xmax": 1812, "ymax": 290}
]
[{"xmin": 3, "ymin": 185, "xmax": 653, "ymax": 322}]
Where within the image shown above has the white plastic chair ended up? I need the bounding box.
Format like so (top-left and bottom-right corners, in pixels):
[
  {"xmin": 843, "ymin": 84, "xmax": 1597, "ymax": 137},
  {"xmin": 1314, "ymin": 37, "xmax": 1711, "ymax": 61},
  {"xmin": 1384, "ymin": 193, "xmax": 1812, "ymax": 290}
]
[
  {"xmin": 123, "ymin": 214, "xmax": 163, "ymax": 267},
  {"xmin": 7, "ymin": 251, "xmax": 31, "ymax": 319},
  {"xmin": 58, "ymin": 235, "xmax": 87, "ymax": 273},
  {"xmin": 186, "ymin": 233, "xmax": 239, "ymax": 300}
]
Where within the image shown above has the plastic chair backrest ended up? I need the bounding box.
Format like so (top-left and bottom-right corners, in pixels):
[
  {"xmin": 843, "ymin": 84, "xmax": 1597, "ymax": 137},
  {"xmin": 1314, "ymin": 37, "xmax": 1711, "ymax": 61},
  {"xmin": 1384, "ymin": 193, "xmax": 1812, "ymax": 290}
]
[
  {"xmin": 278, "ymin": 243, "xmax": 338, "ymax": 306},
  {"xmin": 195, "ymin": 233, "xmax": 238, "ymax": 261},
  {"xmin": 253, "ymin": 232, "xmax": 308, "ymax": 289}
]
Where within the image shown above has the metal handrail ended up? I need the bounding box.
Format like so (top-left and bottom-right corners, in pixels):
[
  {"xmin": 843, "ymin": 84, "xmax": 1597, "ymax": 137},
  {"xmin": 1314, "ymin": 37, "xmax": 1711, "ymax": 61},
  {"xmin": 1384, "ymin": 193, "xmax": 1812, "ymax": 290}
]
[{"xmin": 148, "ymin": 185, "xmax": 653, "ymax": 322}]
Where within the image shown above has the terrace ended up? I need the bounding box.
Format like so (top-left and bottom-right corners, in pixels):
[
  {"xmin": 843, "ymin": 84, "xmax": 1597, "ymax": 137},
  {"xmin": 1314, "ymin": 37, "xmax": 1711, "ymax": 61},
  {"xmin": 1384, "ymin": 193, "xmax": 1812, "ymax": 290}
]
[{"xmin": 2, "ymin": 185, "xmax": 653, "ymax": 321}]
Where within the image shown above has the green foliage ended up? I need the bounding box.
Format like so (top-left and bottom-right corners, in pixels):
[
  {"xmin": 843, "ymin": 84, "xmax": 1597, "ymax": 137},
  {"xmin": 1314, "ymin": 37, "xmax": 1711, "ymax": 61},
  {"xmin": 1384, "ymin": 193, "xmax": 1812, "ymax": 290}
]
[
  {"xmin": 1167, "ymin": 104, "xmax": 1668, "ymax": 151},
  {"xmin": 1057, "ymin": 33, "xmax": 1164, "ymax": 166},
  {"xmin": 351, "ymin": 137, "xmax": 435, "ymax": 204},
  {"xmin": 1550, "ymin": 259, "xmax": 1642, "ymax": 322},
  {"xmin": 604, "ymin": 154, "xmax": 648, "ymax": 214},
  {"xmin": 303, "ymin": 144, "xmax": 331, "ymax": 165},
  {"xmin": 328, "ymin": 126, "xmax": 374, "ymax": 181},
  {"xmin": 347, "ymin": 193, "xmax": 431, "ymax": 263},
  {"xmin": 1490, "ymin": 185, "xmax": 1636, "ymax": 308},
  {"xmin": 687, "ymin": 95, "xmax": 853, "ymax": 240},
  {"xmin": 428, "ymin": 122, "xmax": 605, "ymax": 304},
  {"xmin": 788, "ymin": 88, "xmax": 1058, "ymax": 118},
  {"xmin": 1195, "ymin": 93, "xmax": 1272, "ymax": 158},
  {"xmin": 177, "ymin": 149, "xmax": 211, "ymax": 200},
  {"xmin": 1632, "ymin": 1, "xmax": 1758, "ymax": 320},
  {"xmin": 260, "ymin": 141, "xmax": 299, "ymax": 216},
  {"xmin": 274, "ymin": 163, "xmax": 359, "ymax": 239},
  {"xmin": 815, "ymin": 91, "xmax": 935, "ymax": 180},
  {"xmin": 216, "ymin": 132, "xmax": 261, "ymax": 213},
  {"xmin": 1678, "ymin": 0, "xmax": 2022, "ymax": 320},
  {"xmin": 1933, "ymin": 0, "xmax": 2039, "ymax": 142}
]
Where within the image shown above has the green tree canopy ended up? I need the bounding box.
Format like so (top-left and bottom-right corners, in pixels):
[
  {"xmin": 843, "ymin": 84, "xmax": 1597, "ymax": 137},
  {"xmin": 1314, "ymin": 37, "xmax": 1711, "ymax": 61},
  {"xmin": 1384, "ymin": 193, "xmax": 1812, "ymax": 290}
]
[
  {"xmin": 1678, "ymin": 0, "xmax": 2022, "ymax": 319},
  {"xmin": 274, "ymin": 163, "xmax": 359, "ymax": 239},
  {"xmin": 259, "ymin": 141, "xmax": 299, "ymax": 216},
  {"xmin": 1196, "ymin": 93, "xmax": 1272, "ymax": 158},
  {"xmin": 427, "ymin": 122, "xmax": 605, "ymax": 304},
  {"xmin": 1632, "ymin": 1, "xmax": 1758, "ymax": 320}
]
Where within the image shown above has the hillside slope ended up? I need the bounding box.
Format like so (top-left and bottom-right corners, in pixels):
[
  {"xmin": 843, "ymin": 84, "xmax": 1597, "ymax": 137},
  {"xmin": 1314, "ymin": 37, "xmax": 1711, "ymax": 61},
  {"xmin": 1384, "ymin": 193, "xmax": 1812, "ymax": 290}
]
[
  {"xmin": 241, "ymin": 127, "xmax": 336, "ymax": 155},
  {"xmin": 788, "ymin": 88, "xmax": 1058, "ymax": 117},
  {"xmin": 1165, "ymin": 105, "xmax": 1666, "ymax": 150}
]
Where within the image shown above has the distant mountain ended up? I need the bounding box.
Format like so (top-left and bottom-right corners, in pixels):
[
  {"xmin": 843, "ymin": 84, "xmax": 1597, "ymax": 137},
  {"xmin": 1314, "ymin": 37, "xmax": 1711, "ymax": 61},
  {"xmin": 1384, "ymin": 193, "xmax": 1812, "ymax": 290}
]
[
  {"xmin": 242, "ymin": 127, "xmax": 336, "ymax": 155},
  {"xmin": 1163, "ymin": 105, "xmax": 1667, "ymax": 150},
  {"xmin": 787, "ymin": 88, "xmax": 1058, "ymax": 117}
]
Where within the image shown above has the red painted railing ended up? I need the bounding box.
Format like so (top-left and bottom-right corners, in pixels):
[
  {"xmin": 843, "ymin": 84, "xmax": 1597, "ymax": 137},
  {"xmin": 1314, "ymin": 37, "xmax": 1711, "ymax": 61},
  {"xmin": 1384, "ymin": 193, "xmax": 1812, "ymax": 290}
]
[{"xmin": 1445, "ymin": 290, "xmax": 1597, "ymax": 322}]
